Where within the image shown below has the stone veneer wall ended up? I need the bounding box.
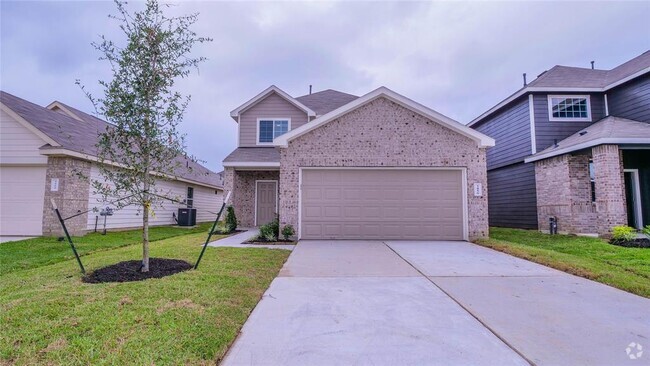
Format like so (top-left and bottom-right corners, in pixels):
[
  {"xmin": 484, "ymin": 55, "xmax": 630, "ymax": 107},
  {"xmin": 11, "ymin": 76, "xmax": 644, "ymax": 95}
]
[
  {"xmin": 535, "ymin": 154, "xmax": 597, "ymax": 234},
  {"xmin": 592, "ymin": 145, "xmax": 627, "ymax": 235},
  {"xmin": 224, "ymin": 168, "xmax": 279, "ymax": 228},
  {"xmin": 42, "ymin": 157, "xmax": 91, "ymax": 236},
  {"xmin": 279, "ymin": 97, "xmax": 489, "ymax": 240}
]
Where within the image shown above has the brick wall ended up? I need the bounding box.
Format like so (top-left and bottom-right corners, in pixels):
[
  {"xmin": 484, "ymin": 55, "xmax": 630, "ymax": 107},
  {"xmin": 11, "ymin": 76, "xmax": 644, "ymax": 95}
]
[
  {"xmin": 42, "ymin": 157, "xmax": 91, "ymax": 236},
  {"xmin": 592, "ymin": 144, "xmax": 627, "ymax": 235},
  {"xmin": 226, "ymin": 169, "xmax": 279, "ymax": 227},
  {"xmin": 535, "ymin": 155, "xmax": 573, "ymax": 233},
  {"xmin": 279, "ymin": 97, "xmax": 489, "ymax": 240},
  {"xmin": 535, "ymin": 145, "xmax": 627, "ymax": 236}
]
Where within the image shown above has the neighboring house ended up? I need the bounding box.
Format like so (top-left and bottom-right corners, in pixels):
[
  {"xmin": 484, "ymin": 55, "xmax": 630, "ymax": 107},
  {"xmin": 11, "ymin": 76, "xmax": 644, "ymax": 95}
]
[
  {"xmin": 223, "ymin": 86, "xmax": 495, "ymax": 241},
  {"xmin": 0, "ymin": 91, "xmax": 223, "ymax": 238},
  {"xmin": 469, "ymin": 51, "xmax": 650, "ymax": 236}
]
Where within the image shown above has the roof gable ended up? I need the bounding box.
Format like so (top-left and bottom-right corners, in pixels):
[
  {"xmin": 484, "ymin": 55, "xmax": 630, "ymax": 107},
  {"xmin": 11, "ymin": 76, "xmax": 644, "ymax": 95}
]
[
  {"xmin": 274, "ymin": 87, "xmax": 495, "ymax": 148},
  {"xmin": 230, "ymin": 85, "xmax": 316, "ymax": 120}
]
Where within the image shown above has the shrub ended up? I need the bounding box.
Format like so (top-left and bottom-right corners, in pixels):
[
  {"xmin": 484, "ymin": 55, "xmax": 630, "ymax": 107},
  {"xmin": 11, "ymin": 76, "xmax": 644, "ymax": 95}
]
[
  {"xmin": 281, "ymin": 225, "xmax": 295, "ymax": 241},
  {"xmin": 224, "ymin": 206, "xmax": 238, "ymax": 233},
  {"xmin": 258, "ymin": 216, "xmax": 280, "ymax": 242},
  {"xmin": 643, "ymin": 225, "xmax": 650, "ymax": 239},
  {"xmin": 611, "ymin": 225, "xmax": 636, "ymax": 242}
]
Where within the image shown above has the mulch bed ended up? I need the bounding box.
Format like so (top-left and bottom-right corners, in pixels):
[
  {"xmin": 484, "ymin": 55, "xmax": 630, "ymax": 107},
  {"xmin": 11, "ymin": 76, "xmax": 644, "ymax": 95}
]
[
  {"xmin": 609, "ymin": 238, "xmax": 650, "ymax": 248},
  {"xmin": 243, "ymin": 239, "xmax": 296, "ymax": 245},
  {"xmin": 82, "ymin": 258, "xmax": 192, "ymax": 283}
]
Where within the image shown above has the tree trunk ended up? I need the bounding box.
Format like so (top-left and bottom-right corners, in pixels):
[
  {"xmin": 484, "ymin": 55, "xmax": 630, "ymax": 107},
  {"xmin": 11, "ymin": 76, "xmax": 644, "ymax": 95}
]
[
  {"xmin": 142, "ymin": 177, "xmax": 151, "ymax": 273},
  {"xmin": 142, "ymin": 204, "xmax": 150, "ymax": 272}
]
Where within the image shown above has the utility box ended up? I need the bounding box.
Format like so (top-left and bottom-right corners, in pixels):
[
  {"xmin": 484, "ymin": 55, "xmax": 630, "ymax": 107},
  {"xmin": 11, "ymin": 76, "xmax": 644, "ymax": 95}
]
[{"xmin": 178, "ymin": 208, "xmax": 197, "ymax": 226}]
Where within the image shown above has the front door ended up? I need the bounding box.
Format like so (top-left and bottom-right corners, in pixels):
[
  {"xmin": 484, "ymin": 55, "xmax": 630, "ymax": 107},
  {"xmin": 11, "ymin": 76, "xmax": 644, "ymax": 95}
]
[
  {"xmin": 624, "ymin": 170, "xmax": 643, "ymax": 229},
  {"xmin": 256, "ymin": 181, "xmax": 277, "ymax": 226}
]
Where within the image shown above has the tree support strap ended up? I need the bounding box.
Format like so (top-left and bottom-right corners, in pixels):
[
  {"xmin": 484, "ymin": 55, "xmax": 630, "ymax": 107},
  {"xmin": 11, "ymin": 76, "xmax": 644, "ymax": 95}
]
[
  {"xmin": 51, "ymin": 199, "xmax": 86, "ymax": 274},
  {"xmin": 195, "ymin": 191, "xmax": 231, "ymax": 270}
]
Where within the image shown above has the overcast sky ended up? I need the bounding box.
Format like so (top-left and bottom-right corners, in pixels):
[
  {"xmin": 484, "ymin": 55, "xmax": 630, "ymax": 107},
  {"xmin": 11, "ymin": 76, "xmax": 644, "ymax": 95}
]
[{"xmin": 2, "ymin": 1, "xmax": 649, "ymax": 172}]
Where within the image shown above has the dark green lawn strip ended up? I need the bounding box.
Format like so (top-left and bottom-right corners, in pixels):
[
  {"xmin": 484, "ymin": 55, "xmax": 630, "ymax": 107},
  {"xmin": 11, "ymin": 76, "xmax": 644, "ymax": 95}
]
[
  {"xmin": 0, "ymin": 223, "xmax": 216, "ymax": 275},
  {"xmin": 475, "ymin": 227, "xmax": 650, "ymax": 298},
  {"xmin": 0, "ymin": 232, "xmax": 290, "ymax": 365}
]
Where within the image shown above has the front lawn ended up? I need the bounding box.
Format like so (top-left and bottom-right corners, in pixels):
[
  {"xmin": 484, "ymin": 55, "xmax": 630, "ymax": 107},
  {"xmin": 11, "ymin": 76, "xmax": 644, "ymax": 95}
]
[
  {"xmin": 475, "ymin": 227, "xmax": 650, "ymax": 298},
  {"xmin": 0, "ymin": 222, "xmax": 216, "ymax": 275},
  {"xmin": 0, "ymin": 231, "xmax": 290, "ymax": 365}
]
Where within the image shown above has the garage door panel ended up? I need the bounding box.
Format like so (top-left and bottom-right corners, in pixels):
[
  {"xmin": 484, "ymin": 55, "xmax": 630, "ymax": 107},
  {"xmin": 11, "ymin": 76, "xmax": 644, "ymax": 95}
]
[
  {"xmin": 301, "ymin": 169, "xmax": 464, "ymax": 240},
  {"xmin": 0, "ymin": 166, "xmax": 46, "ymax": 236}
]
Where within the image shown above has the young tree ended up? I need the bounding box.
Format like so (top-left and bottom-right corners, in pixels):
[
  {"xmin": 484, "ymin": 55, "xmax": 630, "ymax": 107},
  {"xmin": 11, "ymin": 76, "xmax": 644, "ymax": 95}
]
[{"xmin": 80, "ymin": 0, "xmax": 210, "ymax": 272}]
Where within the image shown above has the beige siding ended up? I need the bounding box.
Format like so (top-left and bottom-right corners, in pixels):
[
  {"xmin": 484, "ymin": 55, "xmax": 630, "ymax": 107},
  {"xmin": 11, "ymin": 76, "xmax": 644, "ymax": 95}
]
[
  {"xmin": 86, "ymin": 165, "xmax": 223, "ymax": 230},
  {"xmin": 0, "ymin": 109, "xmax": 48, "ymax": 165},
  {"xmin": 0, "ymin": 166, "xmax": 47, "ymax": 236},
  {"xmin": 239, "ymin": 92, "xmax": 308, "ymax": 147}
]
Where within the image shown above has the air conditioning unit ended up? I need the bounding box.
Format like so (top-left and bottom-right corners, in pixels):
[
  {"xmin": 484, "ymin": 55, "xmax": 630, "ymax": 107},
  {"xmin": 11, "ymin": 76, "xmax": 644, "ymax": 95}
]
[{"xmin": 177, "ymin": 208, "xmax": 197, "ymax": 226}]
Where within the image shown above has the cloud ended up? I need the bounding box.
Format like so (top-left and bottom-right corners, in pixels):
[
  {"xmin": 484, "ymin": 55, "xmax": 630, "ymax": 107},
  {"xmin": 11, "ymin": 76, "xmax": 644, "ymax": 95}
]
[{"xmin": 1, "ymin": 0, "xmax": 649, "ymax": 172}]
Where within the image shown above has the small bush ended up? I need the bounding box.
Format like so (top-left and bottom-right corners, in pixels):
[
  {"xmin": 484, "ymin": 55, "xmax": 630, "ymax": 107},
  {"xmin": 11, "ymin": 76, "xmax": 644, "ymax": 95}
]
[
  {"xmin": 281, "ymin": 225, "xmax": 295, "ymax": 240},
  {"xmin": 611, "ymin": 225, "xmax": 636, "ymax": 242},
  {"xmin": 259, "ymin": 223, "xmax": 276, "ymax": 242},
  {"xmin": 258, "ymin": 216, "xmax": 280, "ymax": 242},
  {"xmin": 643, "ymin": 225, "xmax": 650, "ymax": 239},
  {"xmin": 224, "ymin": 206, "xmax": 238, "ymax": 233}
]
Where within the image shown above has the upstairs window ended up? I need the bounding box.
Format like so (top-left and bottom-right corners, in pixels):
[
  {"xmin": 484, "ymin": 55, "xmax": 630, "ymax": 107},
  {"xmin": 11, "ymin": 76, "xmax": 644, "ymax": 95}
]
[
  {"xmin": 258, "ymin": 119, "xmax": 290, "ymax": 144},
  {"xmin": 186, "ymin": 187, "xmax": 194, "ymax": 208},
  {"xmin": 548, "ymin": 95, "xmax": 591, "ymax": 121}
]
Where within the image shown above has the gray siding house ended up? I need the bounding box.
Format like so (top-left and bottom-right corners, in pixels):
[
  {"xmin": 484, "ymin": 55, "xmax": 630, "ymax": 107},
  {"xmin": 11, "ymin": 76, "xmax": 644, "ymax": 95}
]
[{"xmin": 470, "ymin": 51, "xmax": 650, "ymax": 236}]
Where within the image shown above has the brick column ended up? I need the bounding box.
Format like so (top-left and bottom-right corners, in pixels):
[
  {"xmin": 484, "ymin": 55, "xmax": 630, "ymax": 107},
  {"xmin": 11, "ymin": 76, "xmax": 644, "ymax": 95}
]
[
  {"xmin": 535, "ymin": 155, "xmax": 572, "ymax": 233},
  {"xmin": 592, "ymin": 144, "xmax": 627, "ymax": 235},
  {"xmin": 42, "ymin": 157, "xmax": 91, "ymax": 236}
]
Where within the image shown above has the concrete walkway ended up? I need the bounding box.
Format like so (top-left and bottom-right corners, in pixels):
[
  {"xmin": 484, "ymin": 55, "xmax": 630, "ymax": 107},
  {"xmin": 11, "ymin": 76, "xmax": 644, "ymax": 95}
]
[
  {"xmin": 222, "ymin": 241, "xmax": 650, "ymax": 366},
  {"xmin": 207, "ymin": 229, "xmax": 295, "ymax": 250}
]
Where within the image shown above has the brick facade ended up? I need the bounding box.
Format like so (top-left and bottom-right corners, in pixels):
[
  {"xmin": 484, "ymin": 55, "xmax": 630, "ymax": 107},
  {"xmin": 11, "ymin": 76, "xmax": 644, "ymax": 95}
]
[
  {"xmin": 42, "ymin": 157, "xmax": 91, "ymax": 236},
  {"xmin": 223, "ymin": 168, "xmax": 279, "ymax": 228},
  {"xmin": 535, "ymin": 154, "xmax": 597, "ymax": 234},
  {"xmin": 534, "ymin": 145, "xmax": 627, "ymax": 236},
  {"xmin": 278, "ymin": 97, "xmax": 489, "ymax": 240},
  {"xmin": 592, "ymin": 144, "xmax": 627, "ymax": 234}
]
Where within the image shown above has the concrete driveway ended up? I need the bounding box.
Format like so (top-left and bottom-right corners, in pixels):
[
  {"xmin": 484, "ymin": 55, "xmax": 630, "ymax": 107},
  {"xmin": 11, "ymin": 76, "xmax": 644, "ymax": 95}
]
[{"xmin": 222, "ymin": 241, "xmax": 650, "ymax": 366}]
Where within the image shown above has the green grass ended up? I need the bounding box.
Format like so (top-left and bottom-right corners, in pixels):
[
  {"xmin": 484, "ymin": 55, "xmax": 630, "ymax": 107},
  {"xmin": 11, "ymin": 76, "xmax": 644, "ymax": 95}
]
[
  {"xmin": 0, "ymin": 231, "xmax": 290, "ymax": 365},
  {"xmin": 475, "ymin": 227, "xmax": 650, "ymax": 298},
  {"xmin": 0, "ymin": 223, "xmax": 219, "ymax": 275}
]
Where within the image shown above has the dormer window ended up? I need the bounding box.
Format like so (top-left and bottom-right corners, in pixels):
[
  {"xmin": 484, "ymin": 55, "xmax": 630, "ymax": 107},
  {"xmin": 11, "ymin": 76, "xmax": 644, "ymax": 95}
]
[
  {"xmin": 548, "ymin": 95, "xmax": 591, "ymax": 122},
  {"xmin": 258, "ymin": 119, "xmax": 290, "ymax": 144}
]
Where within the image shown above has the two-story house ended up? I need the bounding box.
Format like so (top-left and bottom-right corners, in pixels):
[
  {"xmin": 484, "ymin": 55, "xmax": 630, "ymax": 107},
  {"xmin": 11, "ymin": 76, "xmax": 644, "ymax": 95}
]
[
  {"xmin": 222, "ymin": 86, "xmax": 495, "ymax": 241},
  {"xmin": 470, "ymin": 51, "xmax": 650, "ymax": 236}
]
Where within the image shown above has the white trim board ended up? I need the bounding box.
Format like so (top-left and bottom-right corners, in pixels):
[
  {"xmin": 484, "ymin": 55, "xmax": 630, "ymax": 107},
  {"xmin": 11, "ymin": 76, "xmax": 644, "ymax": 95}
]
[
  {"xmin": 230, "ymin": 85, "xmax": 315, "ymax": 119},
  {"xmin": 254, "ymin": 180, "xmax": 278, "ymax": 226},
  {"xmin": 525, "ymin": 138, "xmax": 650, "ymax": 163},
  {"xmin": 297, "ymin": 167, "xmax": 469, "ymax": 241},
  {"xmin": 274, "ymin": 87, "xmax": 495, "ymax": 148},
  {"xmin": 528, "ymin": 94, "xmax": 537, "ymax": 154},
  {"xmin": 222, "ymin": 161, "xmax": 280, "ymax": 168}
]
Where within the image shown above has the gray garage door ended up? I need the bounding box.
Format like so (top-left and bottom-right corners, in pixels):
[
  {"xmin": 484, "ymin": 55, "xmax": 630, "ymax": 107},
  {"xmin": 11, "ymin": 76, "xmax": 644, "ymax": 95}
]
[{"xmin": 300, "ymin": 169, "xmax": 464, "ymax": 240}]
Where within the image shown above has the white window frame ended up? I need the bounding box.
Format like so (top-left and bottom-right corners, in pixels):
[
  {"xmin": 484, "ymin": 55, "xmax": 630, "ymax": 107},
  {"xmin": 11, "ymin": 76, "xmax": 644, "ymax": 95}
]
[
  {"xmin": 547, "ymin": 95, "xmax": 592, "ymax": 122},
  {"xmin": 256, "ymin": 118, "xmax": 291, "ymax": 145}
]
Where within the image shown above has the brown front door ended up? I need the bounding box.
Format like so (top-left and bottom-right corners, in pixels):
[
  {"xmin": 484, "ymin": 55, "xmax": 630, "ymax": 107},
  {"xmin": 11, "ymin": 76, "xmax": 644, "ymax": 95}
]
[{"xmin": 256, "ymin": 181, "xmax": 277, "ymax": 226}]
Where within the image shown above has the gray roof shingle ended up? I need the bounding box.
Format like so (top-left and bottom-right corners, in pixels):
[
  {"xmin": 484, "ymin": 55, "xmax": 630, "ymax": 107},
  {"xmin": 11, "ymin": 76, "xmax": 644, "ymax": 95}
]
[
  {"xmin": 1, "ymin": 91, "xmax": 222, "ymax": 188},
  {"xmin": 527, "ymin": 116, "xmax": 650, "ymax": 161},
  {"xmin": 295, "ymin": 89, "xmax": 358, "ymax": 115},
  {"xmin": 223, "ymin": 147, "xmax": 280, "ymax": 163},
  {"xmin": 528, "ymin": 50, "xmax": 650, "ymax": 89}
]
